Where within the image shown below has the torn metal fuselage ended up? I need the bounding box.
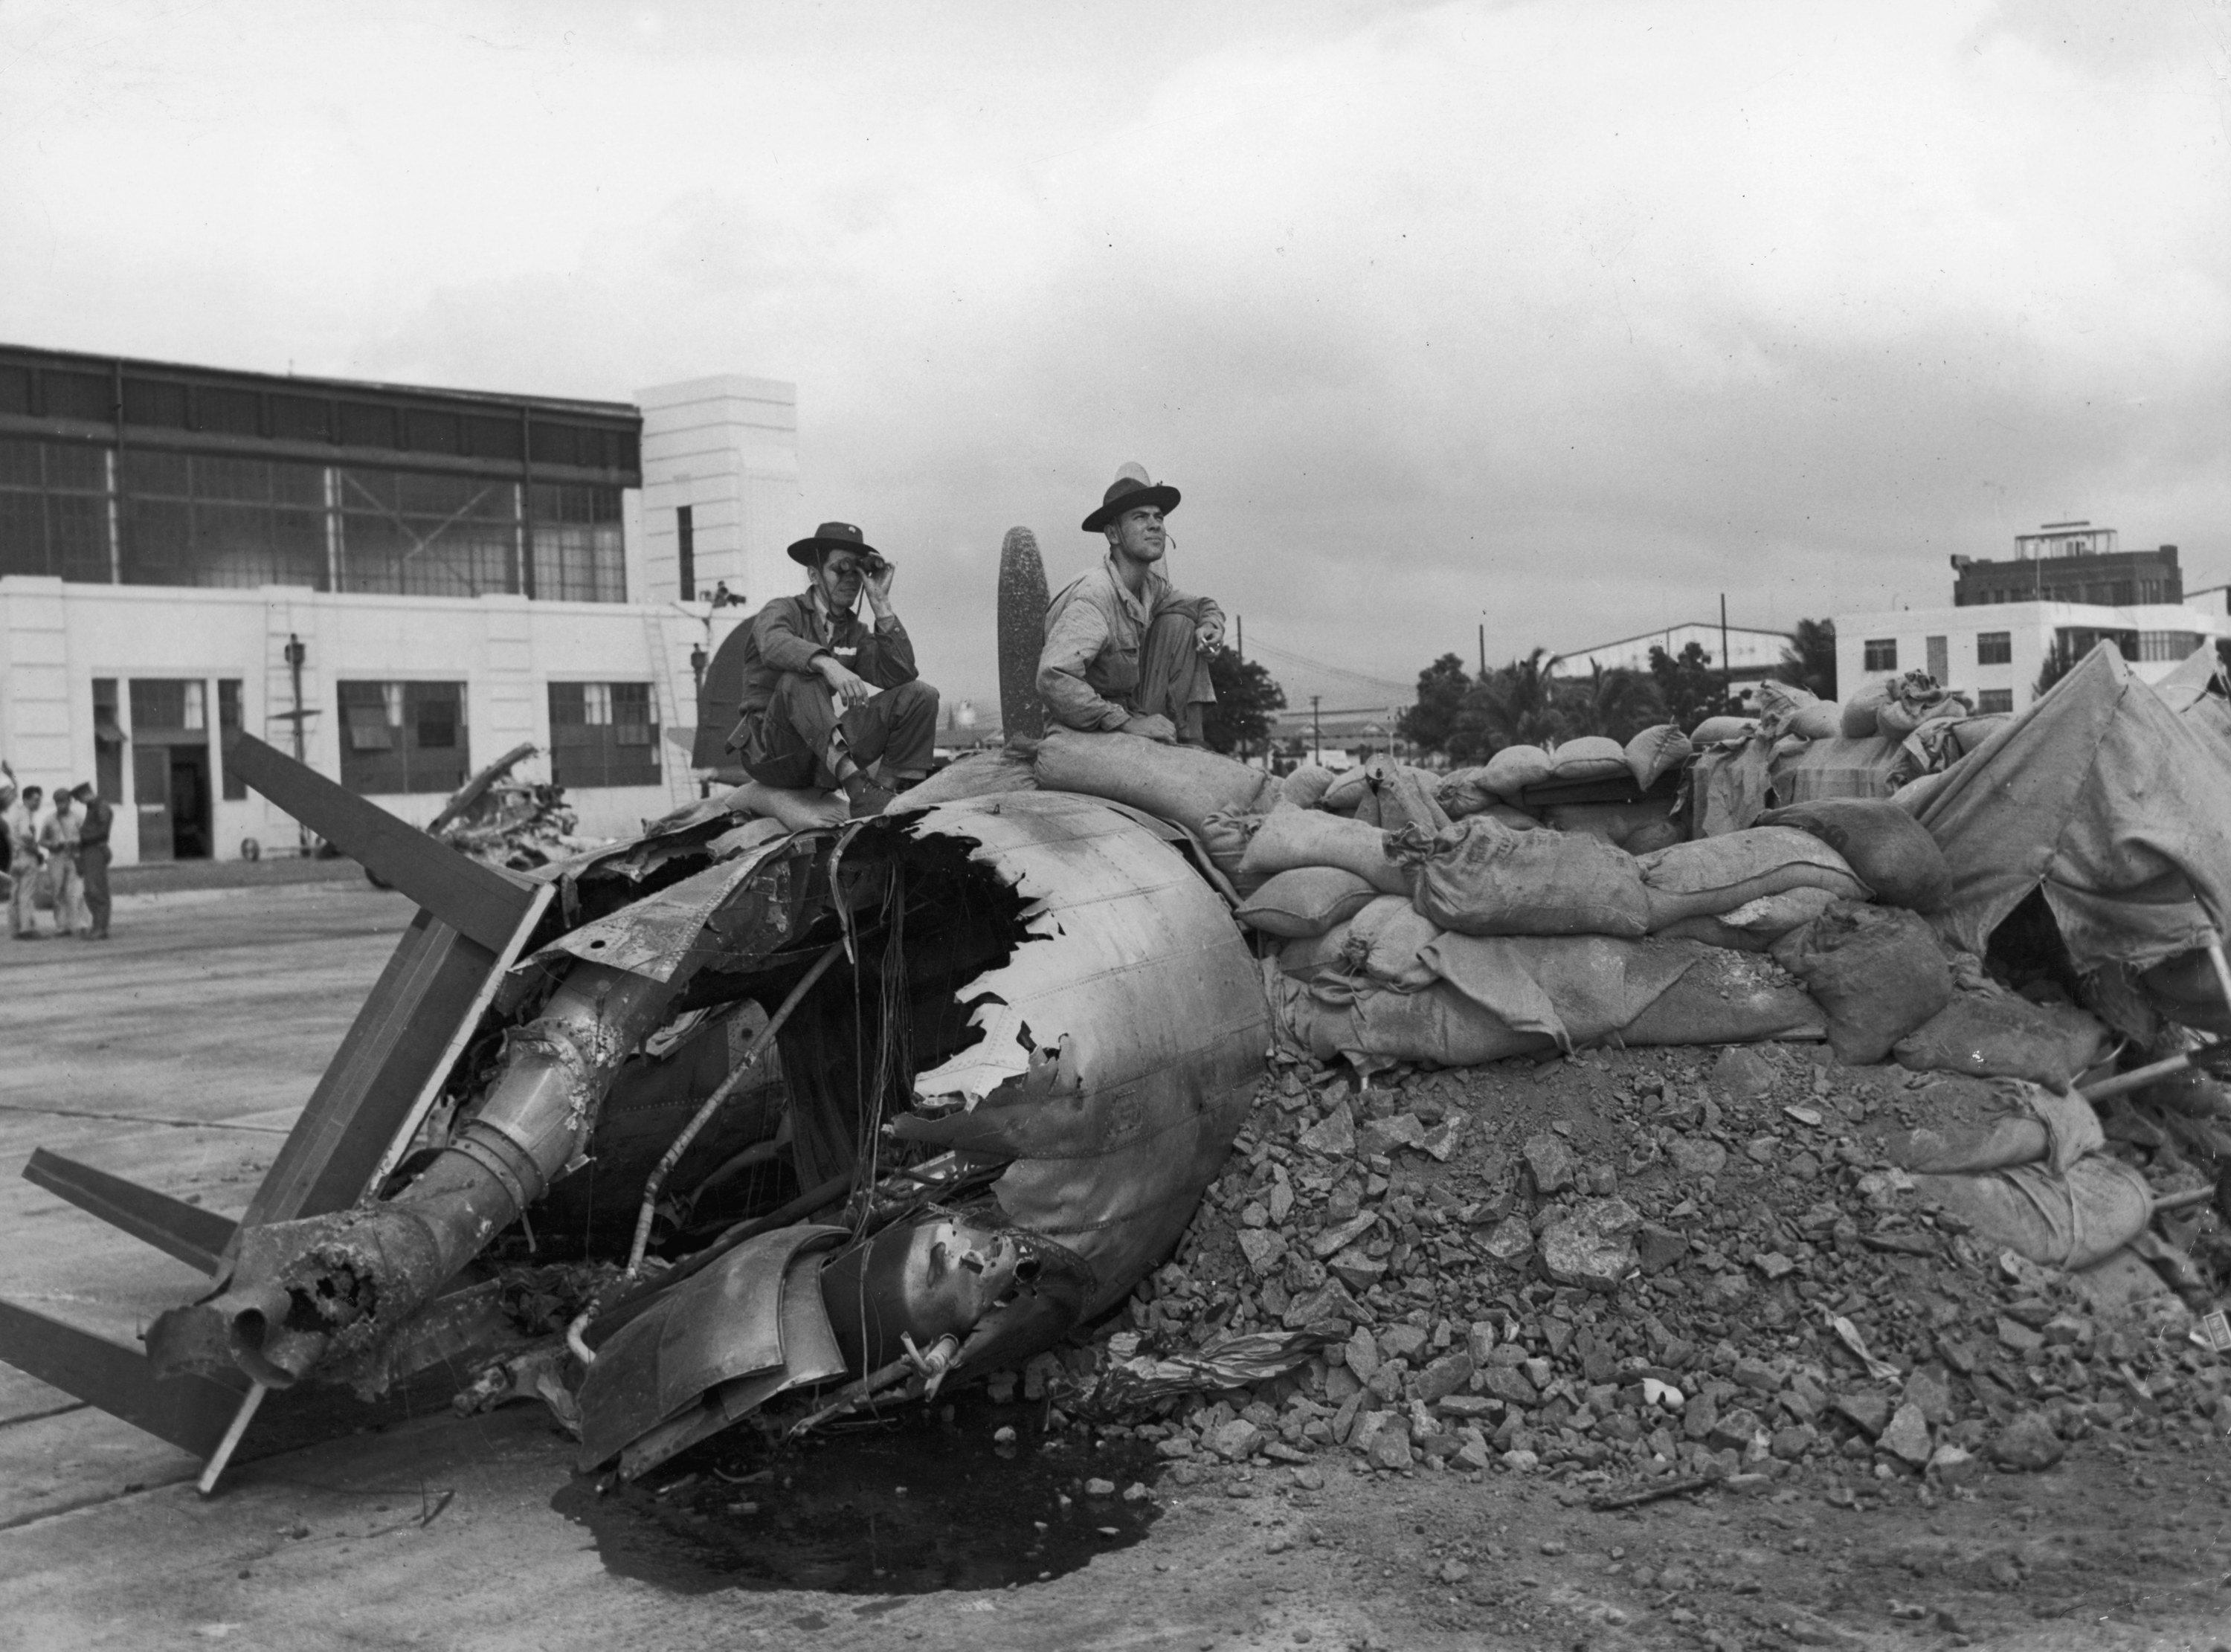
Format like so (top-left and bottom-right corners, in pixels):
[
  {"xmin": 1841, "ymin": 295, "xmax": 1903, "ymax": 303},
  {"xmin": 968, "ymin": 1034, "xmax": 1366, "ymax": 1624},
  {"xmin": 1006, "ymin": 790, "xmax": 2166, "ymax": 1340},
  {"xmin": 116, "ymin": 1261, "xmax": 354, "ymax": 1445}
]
[{"xmin": 152, "ymin": 793, "xmax": 1269, "ymax": 1474}]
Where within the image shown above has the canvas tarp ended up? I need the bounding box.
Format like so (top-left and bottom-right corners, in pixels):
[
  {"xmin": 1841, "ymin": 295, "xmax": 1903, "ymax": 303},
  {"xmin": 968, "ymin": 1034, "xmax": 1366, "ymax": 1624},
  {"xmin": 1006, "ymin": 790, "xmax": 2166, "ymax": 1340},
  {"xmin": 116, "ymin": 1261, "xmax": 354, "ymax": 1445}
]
[
  {"xmin": 2153, "ymin": 643, "xmax": 2231, "ymax": 746},
  {"xmin": 1899, "ymin": 644, "xmax": 2231, "ymax": 972}
]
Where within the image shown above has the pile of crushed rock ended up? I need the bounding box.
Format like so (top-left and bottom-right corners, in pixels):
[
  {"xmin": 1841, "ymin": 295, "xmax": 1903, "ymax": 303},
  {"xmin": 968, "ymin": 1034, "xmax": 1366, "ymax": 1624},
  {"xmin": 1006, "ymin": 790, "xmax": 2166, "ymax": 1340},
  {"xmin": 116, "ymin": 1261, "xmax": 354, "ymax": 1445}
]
[{"xmin": 1005, "ymin": 1042, "xmax": 2226, "ymax": 1498}]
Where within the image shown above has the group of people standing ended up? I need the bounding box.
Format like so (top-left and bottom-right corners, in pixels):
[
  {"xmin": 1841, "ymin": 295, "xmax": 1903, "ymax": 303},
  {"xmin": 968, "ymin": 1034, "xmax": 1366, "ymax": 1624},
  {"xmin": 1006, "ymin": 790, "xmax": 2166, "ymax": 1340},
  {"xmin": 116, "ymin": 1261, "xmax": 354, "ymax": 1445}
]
[
  {"xmin": 722, "ymin": 464, "xmax": 1225, "ymax": 813},
  {"xmin": 1, "ymin": 769, "xmax": 112, "ymax": 940}
]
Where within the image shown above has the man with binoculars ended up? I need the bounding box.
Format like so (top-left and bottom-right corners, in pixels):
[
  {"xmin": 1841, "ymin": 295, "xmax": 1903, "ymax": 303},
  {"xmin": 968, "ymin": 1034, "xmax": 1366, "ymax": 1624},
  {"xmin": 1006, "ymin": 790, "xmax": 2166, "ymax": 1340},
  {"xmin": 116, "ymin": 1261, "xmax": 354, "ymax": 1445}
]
[{"xmin": 726, "ymin": 520, "xmax": 939, "ymax": 817}]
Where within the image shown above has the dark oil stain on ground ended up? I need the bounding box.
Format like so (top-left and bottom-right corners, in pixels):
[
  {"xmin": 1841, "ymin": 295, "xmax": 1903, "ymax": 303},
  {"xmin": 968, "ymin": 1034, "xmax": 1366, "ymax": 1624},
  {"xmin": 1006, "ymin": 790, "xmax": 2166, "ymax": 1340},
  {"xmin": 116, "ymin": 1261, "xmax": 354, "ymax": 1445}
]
[{"xmin": 551, "ymin": 1400, "xmax": 1161, "ymax": 1596}]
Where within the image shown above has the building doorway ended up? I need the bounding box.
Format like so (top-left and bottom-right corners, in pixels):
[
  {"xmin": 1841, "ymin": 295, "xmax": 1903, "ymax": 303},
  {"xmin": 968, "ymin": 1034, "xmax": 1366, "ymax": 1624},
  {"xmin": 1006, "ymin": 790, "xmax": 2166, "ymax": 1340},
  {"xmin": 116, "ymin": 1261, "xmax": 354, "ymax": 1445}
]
[{"xmin": 128, "ymin": 679, "xmax": 215, "ymax": 862}]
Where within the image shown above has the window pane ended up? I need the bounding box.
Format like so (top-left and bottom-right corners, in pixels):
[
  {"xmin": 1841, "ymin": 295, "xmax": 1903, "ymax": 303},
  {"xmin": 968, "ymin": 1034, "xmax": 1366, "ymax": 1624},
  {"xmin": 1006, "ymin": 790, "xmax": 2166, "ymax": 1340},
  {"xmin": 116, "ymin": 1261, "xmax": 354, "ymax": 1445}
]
[
  {"xmin": 0, "ymin": 435, "xmax": 41, "ymax": 489},
  {"xmin": 1976, "ymin": 632, "xmax": 2011, "ymax": 666},
  {"xmin": 338, "ymin": 468, "xmax": 519, "ymax": 598}
]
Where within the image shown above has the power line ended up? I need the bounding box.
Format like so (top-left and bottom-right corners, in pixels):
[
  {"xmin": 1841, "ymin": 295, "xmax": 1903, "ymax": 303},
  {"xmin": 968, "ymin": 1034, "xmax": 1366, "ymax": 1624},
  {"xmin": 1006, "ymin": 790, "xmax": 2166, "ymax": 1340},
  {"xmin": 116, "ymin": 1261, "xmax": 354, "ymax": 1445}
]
[{"xmin": 1243, "ymin": 636, "xmax": 1414, "ymax": 696}]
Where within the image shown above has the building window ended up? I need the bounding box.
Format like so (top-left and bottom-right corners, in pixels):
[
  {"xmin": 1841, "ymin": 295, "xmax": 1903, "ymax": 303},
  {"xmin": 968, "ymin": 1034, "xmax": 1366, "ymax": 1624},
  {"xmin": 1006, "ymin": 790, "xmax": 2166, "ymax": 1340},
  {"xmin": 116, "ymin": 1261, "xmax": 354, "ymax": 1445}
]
[
  {"xmin": 676, "ymin": 504, "xmax": 695, "ymax": 601},
  {"xmin": 1925, "ymin": 635, "xmax": 1948, "ymax": 681},
  {"xmin": 1976, "ymin": 689, "xmax": 2014, "ymax": 714},
  {"xmin": 218, "ymin": 679, "xmax": 247, "ymax": 799},
  {"xmin": 119, "ymin": 450, "xmax": 329, "ymax": 590},
  {"xmin": 549, "ymin": 681, "xmax": 660, "ymax": 788},
  {"xmin": 529, "ymin": 483, "xmax": 627, "ymax": 603},
  {"xmin": 337, "ymin": 469, "xmax": 518, "ymax": 598},
  {"xmin": 1863, "ymin": 639, "xmax": 1897, "ymax": 671},
  {"xmin": 1977, "ymin": 631, "xmax": 2011, "ymax": 665},
  {"xmin": 0, "ymin": 436, "xmax": 113, "ymax": 583},
  {"xmin": 337, "ymin": 680, "xmax": 469, "ymax": 794},
  {"xmin": 2137, "ymin": 630, "xmax": 2203, "ymax": 663}
]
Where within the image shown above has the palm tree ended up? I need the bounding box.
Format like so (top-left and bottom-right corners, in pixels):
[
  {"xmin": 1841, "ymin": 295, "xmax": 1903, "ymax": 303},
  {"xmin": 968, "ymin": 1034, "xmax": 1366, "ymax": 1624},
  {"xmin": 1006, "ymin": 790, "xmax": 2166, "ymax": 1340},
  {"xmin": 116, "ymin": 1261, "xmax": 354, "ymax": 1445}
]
[
  {"xmin": 1452, "ymin": 649, "xmax": 1568, "ymax": 759},
  {"xmin": 1556, "ymin": 662, "xmax": 1666, "ymax": 741},
  {"xmin": 1777, "ymin": 619, "xmax": 1838, "ymax": 700}
]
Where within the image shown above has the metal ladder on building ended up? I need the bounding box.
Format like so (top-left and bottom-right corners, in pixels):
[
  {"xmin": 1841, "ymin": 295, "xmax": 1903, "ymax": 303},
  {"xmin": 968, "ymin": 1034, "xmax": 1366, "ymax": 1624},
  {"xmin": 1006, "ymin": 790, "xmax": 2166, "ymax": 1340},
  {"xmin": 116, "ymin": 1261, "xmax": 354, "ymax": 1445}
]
[{"xmin": 640, "ymin": 607, "xmax": 693, "ymax": 809}]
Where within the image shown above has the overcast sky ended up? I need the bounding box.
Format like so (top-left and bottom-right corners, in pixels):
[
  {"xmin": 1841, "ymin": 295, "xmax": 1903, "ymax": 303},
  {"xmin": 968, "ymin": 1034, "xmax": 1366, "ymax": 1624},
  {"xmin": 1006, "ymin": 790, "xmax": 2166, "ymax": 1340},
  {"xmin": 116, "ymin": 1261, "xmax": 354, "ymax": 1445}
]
[{"xmin": 4, "ymin": 0, "xmax": 2227, "ymax": 712}]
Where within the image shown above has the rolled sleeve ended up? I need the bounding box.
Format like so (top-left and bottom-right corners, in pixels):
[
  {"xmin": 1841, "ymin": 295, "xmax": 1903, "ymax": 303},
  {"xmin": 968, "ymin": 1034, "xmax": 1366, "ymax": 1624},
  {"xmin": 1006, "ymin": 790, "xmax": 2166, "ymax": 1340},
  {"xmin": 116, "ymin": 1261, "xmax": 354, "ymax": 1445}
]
[{"xmin": 1037, "ymin": 598, "xmax": 1128, "ymax": 732}]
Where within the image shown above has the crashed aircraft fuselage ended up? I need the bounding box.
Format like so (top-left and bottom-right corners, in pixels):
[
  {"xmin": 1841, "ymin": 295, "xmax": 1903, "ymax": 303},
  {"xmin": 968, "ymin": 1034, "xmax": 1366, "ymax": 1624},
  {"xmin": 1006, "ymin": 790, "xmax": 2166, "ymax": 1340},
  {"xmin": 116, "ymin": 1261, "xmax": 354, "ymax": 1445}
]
[{"xmin": 147, "ymin": 787, "xmax": 1269, "ymax": 1476}]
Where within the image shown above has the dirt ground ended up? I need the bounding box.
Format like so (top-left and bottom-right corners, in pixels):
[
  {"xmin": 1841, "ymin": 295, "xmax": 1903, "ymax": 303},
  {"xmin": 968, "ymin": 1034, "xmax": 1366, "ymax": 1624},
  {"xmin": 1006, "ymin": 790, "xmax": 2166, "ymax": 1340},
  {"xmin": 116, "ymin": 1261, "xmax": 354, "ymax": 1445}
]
[{"xmin": 2, "ymin": 883, "xmax": 2229, "ymax": 1651}]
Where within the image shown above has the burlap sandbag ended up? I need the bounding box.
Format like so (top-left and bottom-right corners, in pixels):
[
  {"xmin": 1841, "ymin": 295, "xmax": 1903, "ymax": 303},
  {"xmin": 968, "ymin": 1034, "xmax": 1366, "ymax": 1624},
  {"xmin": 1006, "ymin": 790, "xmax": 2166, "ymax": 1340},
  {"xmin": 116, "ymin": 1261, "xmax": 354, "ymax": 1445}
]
[
  {"xmin": 1484, "ymin": 744, "xmax": 1554, "ymax": 801},
  {"xmin": 1034, "ymin": 727, "xmax": 1276, "ymax": 835},
  {"xmin": 1280, "ymin": 764, "xmax": 1337, "ymax": 811},
  {"xmin": 1757, "ymin": 798, "xmax": 1951, "ymax": 912},
  {"xmin": 1636, "ymin": 827, "xmax": 1871, "ymax": 929},
  {"xmin": 1275, "ymin": 923, "xmax": 1353, "ymax": 980},
  {"xmin": 1235, "ymin": 866, "xmax": 1379, "ymax": 938},
  {"xmin": 1771, "ymin": 900, "xmax": 1953, "ymax": 1063},
  {"xmin": 1913, "ymin": 1103, "xmax": 2151, "ymax": 1271},
  {"xmin": 1893, "ymin": 981, "xmax": 2110, "ymax": 1089},
  {"xmin": 1652, "ymin": 885, "xmax": 1838, "ymax": 952},
  {"xmin": 1624, "ymin": 724, "xmax": 1693, "ymax": 790},
  {"xmin": 1690, "ymin": 715, "xmax": 1758, "ymax": 744},
  {"xmin": 1389, "ymin": 817, "xmax": 1652, "ymax": 938},
  {"xmin": 1195, "ymin": 811, "xmax": 1263, "ymax": 892},
  {"xmin": 1368, "ymin": 758, "xmax": 1452, "ymax": 835},
  {"xmin": 1237, "ymin": 809, "xmax": 1409, "ymax": 894},
  {"xmin": 1789, "ymin": 703, "xmax": 1841, "ymax": 741},
  {"xmin": 1841, "ymin": 680, "xmax": 1893, "ymax": 739},
  {"xmin": 1549, "ymin": 735, "xmax": 1629, "ymax": 782},
  {"xmin": 724, "ymin": 779, "xmax": 848, "ymax": 833},
  {"xmin": 1319, "ymin": 766, "xmax": 1373, "ymax": 814},
  {"xmin": 1338, "ymin": 894, "xmax": 1442, "ymax": 991},
  {"xmin": 1437, "ymin": 767, "xmax": 1496, "ymax": 820}
]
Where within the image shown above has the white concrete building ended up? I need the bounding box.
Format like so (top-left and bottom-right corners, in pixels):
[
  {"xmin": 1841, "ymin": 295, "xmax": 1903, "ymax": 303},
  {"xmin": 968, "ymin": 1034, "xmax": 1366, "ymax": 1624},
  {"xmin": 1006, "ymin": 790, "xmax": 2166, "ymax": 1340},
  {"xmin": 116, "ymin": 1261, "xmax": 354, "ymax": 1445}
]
[
  {"xmin": 1831, "ymin": 600, "xmax": 2231, "ymax": 716},
  {"xmin": 0, "ymin": 345, "xmax": 792, "ymax": 865}
]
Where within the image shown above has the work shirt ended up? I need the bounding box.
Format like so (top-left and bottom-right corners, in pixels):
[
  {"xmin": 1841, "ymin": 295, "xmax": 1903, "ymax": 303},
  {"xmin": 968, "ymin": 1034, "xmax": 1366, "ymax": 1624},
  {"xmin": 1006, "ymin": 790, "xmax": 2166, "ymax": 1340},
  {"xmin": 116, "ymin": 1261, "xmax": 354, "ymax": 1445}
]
[
  {"xmin": 1037, "ymin": 554, "xmax": 1224, "ymax": 732},
  {"xmin": 78, "ymin": 796, "xmax": 113, "ymax": 850},
  {"xmin": 40, "ymin": 805, "xmax": 79, "ymax": 864},
  {"xmin": 731, "ymin": 590, "xmax": 919, "ymax": 726},
  {"xmin": 4, "ymin": 801, "xmax": 39, "ymax": 866}
]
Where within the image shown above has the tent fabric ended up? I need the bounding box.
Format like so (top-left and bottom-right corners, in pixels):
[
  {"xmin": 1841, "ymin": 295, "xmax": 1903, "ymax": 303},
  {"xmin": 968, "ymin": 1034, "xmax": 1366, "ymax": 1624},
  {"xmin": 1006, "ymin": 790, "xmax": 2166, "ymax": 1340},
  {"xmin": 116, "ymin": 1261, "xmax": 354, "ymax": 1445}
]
[
  {"xmin": 1902, "ymin": 644, "xmax": 2231, "ymax": 972},
  {"xmin": 2154, "ymin": 643, "xmax": 2231, "ymax": 746}
]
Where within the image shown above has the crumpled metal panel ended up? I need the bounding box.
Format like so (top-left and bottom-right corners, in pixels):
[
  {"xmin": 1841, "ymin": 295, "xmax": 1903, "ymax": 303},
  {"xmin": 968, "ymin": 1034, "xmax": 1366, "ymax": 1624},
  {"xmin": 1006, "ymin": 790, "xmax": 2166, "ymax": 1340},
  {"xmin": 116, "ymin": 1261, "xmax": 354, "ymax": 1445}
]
[
  {"xmin": 532, "ymin": 830, "xmax": 793, "ymax": 982},
  {"xmin": 577, "ymin": 1223, "xmax": 847, "ymax": 1468},
  {"xmin": 899, "ymin": 793, "xmax": 1269, "ymax": 1320}
]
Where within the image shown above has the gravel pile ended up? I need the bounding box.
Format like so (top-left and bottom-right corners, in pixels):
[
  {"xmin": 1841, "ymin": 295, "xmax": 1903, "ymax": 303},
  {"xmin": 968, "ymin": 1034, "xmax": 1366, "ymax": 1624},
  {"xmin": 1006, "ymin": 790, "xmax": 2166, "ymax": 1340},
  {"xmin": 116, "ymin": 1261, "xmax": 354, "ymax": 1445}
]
[{"xmin": 1034, "ymin": 1042, "xmax": 2228, "ymax": 1496}]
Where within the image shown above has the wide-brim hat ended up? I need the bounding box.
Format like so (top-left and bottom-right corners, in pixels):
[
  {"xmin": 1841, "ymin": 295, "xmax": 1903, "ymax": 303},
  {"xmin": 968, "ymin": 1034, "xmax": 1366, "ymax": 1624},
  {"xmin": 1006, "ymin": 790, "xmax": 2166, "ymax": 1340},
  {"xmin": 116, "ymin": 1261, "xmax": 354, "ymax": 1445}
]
[
  {"xmin": 1082, "ymin": 465, "xmax": 1181, "ymax": 533},
  {"xmin": 787, "ymin": 520, "xmax": 883, "ymax": 567}
]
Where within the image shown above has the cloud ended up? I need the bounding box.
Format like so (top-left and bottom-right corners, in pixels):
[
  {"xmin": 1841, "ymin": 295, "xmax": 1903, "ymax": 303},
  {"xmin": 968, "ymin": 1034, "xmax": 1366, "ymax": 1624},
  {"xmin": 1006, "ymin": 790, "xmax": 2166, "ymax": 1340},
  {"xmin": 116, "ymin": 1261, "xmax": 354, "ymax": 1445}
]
[{"xmin": 2, "ymin": 0, "xmax": 2227, "ymax": 707}]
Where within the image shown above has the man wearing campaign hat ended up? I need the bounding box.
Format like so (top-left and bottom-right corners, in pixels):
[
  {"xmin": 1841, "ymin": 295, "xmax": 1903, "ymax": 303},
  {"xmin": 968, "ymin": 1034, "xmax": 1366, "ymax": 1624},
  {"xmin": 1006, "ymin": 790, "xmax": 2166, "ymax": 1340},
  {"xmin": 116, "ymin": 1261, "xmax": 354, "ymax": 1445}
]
[
  {"xmin": 726, "ymin": 521, "xmax": 939, "ymax": 816},
  {"xmin": 1038, "ymin": 464, "xmax": 1225, "ymax": 743}
]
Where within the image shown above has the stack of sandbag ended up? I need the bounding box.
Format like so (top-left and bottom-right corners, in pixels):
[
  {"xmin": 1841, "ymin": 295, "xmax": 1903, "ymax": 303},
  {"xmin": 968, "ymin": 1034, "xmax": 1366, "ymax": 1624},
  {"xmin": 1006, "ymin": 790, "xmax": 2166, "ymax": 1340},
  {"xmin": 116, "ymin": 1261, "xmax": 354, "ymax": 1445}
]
[
  {"xmin": 1890, "ymin": 1080, "xmax": 2154, "ymax": 1271},
  {"xmin": 1240, "ymin": 812, "xmax": 1861, "ymax": 1068},
  {"xmin": 1263, "ymin": 934, "xmax": 1826, "ymax": 1071},
  {"xmin": 1436, "ymin": 727, "xmax": 1688, "ymax": 852},
  {"xmin": 1842, "ymin": 669, "xmax": 1974, "ymax": 739}
]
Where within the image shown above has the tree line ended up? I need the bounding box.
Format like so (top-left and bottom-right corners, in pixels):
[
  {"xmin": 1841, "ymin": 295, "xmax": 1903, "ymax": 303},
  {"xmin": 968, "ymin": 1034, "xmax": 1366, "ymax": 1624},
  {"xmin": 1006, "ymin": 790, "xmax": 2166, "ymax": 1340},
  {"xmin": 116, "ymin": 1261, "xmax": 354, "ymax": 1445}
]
[{"xmin": 1395, "ymin": 619, "xmax": 1837, "ymax": 764}]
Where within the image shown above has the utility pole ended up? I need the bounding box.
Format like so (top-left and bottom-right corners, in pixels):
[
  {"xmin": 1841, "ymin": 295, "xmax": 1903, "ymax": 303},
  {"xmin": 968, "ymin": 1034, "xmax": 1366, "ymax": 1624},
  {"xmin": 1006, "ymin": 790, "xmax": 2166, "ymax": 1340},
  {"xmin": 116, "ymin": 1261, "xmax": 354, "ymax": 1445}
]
[
  {"xmin": 284, "ymin": 633, "xmax": 309, "ymax": 854},
  {"xmin": 1478, "ymin": 622, "xmax": 1487, "ymax": 679},
  {"xmin": 1719, "ymin": 594, "xmax": 1732, "ymax": 709},
  {"xmin": 1311, "ymin": 694, "xmax": 1322, "ymax": 764}
]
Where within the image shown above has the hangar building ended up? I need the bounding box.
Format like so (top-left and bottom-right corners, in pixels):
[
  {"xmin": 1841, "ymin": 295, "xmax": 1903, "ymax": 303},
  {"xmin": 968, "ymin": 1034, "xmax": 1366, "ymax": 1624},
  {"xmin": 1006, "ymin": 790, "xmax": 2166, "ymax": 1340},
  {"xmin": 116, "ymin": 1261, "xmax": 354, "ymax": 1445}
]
[{"xmin": 0, "ymin": 345, "xmax": 798, "ymax": 864}]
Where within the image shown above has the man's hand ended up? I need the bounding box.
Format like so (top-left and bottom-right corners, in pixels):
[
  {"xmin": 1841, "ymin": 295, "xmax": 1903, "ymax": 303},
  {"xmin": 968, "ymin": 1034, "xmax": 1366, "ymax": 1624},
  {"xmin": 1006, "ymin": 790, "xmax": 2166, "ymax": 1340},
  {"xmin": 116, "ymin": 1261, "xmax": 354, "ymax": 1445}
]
[
  {"xmin": 817, "ymin": 656, "xmax": 875, "ymax": 709},
  {"xmin": 1195, "ymin": 616, "xmax": 1224, "ymax": 654},
  {"xmin": 1120, "ymin": 712, "xmax": 1178, "ymax": 743},
  {"xmin": 863, "ymin": 559, "xmax": 896, "ymax": 617}
]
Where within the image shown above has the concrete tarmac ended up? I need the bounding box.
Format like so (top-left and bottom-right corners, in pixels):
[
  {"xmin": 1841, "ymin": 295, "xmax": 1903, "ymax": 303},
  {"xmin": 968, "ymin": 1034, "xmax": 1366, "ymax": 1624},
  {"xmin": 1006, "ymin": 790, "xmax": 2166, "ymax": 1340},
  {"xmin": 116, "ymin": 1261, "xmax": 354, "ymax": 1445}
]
[{"xmin": 0, "ymin": 880, "xmax": 1364, "ymax": 1652}]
